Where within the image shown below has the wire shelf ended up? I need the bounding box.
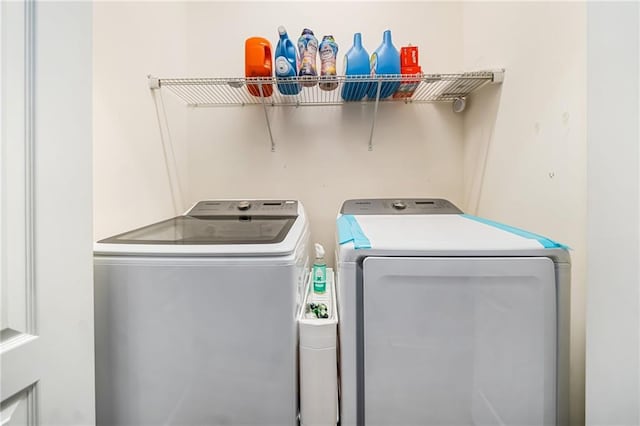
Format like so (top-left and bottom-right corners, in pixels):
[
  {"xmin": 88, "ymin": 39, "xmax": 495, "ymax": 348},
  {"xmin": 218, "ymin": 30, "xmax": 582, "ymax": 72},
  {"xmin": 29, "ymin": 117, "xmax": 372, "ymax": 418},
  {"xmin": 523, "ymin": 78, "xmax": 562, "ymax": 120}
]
[
  {"xmin": 152, "ymin": 71, "xmax": 502, "ymax": 108},
  {"xmin": 148, "ymin": 70, "xmax": 504, "ymax": 151}
]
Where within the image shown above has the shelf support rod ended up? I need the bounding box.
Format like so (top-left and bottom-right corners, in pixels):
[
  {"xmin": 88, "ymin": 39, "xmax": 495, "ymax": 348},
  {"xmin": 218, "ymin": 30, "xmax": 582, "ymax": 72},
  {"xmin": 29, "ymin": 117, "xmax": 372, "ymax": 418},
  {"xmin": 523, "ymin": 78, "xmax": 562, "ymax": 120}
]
[
  {"xmin": 258, "ymin": 83, "xmax": 276, "ymax": 152},
  {"xmin": 368, "ymin": 79, "xmax": 383, "ymax": 151}
]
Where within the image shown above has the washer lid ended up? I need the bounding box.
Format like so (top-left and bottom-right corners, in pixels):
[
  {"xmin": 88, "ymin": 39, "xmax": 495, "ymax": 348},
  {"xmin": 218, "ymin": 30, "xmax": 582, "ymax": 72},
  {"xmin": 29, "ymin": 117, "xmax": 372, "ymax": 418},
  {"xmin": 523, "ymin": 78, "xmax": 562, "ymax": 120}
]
[
  {"xmin": 98, "ymin": 215, "xmax": 296, "ymax": 245},
  {"xmin": 94, "ymin": 200, "xmax": 307, "ymax": 256},
  {"xmin": 337, "ymin": 214, "xmax": 569, "ymax": 263}
]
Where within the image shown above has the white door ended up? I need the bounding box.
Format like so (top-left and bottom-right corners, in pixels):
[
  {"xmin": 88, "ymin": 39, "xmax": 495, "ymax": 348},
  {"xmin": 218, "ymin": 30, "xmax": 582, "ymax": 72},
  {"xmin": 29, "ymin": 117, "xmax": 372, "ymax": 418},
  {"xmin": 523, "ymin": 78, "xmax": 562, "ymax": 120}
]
[
  {"xmin": 1, "ymin": 2, "xmax": 95, "ymax": 424},
  {"xmin": 362, "ymin": 256, "xmax": 557, "ymax": 426}
]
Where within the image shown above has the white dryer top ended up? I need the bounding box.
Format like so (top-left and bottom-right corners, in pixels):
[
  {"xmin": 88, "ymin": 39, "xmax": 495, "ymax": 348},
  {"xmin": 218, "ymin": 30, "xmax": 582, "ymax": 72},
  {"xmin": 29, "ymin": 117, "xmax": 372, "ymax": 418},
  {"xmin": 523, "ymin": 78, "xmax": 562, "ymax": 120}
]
[
  {"xmin": 94, "ymin": 200, "xmax": 309, "ymax": 257},
  {"xmin": 337, "ymin": 213, "xmax": 569, "ymax": 263}
]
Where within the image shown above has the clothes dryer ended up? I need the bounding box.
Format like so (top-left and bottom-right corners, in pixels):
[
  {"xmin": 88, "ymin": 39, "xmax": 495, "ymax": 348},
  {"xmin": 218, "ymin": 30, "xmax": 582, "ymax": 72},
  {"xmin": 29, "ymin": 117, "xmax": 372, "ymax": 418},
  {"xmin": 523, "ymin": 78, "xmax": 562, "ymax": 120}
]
[
  {"xmin": 94, "ymin": 200, "xmax": 310, "ymax": 426},
  {"xmin": 336, "ymin": 198, "xmax": 570, "ymax": 426}
]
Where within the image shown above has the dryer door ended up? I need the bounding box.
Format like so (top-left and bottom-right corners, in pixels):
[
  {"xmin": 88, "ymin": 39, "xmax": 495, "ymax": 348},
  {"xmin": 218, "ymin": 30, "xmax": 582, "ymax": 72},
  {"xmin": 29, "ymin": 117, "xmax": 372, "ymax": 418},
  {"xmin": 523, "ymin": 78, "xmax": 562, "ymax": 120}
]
[{"xmin": 361, "ymin": 257, "xmax": 556, "ymax": 426}]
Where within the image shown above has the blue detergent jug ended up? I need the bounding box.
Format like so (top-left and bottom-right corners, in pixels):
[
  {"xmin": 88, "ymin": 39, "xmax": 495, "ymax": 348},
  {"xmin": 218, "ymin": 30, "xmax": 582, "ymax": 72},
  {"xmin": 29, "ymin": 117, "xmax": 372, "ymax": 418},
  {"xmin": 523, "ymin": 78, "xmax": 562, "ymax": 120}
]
[
  {"xmin": 341, "ymin": 33, "xmax": 370, "ymax": 101},
  {"xmin": 275, "ymin": 26, "xmax": 301, "ymax": 95},
  {"xmin": 367, "ymin": 30, "xmax": 401, "ymax": 99}
]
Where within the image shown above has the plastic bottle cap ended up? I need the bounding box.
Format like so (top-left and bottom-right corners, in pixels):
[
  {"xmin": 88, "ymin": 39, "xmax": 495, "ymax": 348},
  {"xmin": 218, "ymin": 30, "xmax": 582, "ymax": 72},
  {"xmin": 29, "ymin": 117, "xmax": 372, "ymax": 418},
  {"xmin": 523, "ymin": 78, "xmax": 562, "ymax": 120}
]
[{"xmin": 278, "ymin": 26, "xmax": 287, "ymax": 36}]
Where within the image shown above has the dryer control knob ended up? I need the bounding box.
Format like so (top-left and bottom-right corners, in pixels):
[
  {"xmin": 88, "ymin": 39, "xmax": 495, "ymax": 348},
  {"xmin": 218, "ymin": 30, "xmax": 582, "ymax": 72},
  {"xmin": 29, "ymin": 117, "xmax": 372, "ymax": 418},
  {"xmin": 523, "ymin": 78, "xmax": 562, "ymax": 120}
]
[
  {"xmin": 237, "ymin": 201, "xmax": 251, "ymax": 211},
  {"xmin": 392, "ymin": 201, "xmax": 407, "ymax": 210}
]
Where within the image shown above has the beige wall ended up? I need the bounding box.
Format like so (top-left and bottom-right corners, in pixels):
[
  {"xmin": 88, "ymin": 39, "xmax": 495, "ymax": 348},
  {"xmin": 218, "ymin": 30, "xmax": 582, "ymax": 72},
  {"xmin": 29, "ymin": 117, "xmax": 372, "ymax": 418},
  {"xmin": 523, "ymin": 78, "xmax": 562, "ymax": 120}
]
[
  {"xmin": 183, "ymin": 1, "xmax": 465, "ymax": 257},
  {"xmin": 93, "ymin": 1, "xmax": 468, "ymax": 256},
  {"xmin": 93, "ymin": 2, "xmax": 189, "ymax": 240},
  {"xmin": 462, "ymin": 3, "xmax": 587, "ymax": 424}
]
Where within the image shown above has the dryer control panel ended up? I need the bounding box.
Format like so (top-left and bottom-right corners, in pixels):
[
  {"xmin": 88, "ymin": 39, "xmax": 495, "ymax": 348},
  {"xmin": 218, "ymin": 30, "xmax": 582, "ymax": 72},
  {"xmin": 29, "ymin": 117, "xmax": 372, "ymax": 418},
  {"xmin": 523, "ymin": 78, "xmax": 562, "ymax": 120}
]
[
  {"xmin": 188, "ymin": 200, "xmax": 299, "ymax": 217},
  {"xmin": 340, "ymin": 198, "xmax": 462, "ymax": 215}
]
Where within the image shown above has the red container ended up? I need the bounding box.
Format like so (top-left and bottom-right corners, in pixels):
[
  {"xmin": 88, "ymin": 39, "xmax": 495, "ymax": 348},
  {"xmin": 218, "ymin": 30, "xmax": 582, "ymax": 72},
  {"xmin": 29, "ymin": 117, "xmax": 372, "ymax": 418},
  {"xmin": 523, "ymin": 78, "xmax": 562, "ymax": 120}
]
[
  {"xmin": 245, "ymin": 37, "xmax": 273, "ymax": 97},
  {"xmin": 401, "ymin": 45, "xmax": 419, "ymax": 67},
  {"xmin": 393, "ymin": 45, "xmax": 422, "ymax": 99}
]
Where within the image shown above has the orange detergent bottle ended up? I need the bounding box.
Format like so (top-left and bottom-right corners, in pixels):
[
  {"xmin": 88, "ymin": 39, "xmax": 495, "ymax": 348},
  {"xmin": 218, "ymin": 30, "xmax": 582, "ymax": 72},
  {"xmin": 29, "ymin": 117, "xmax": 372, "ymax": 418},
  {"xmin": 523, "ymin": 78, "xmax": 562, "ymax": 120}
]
[
  {"xmin": 393, "ymin": 45, "xmax": 422, "ymax": 99},
  {"xmin": 245, "ymin": 37, "xmax": 273, "ymax": 97}
]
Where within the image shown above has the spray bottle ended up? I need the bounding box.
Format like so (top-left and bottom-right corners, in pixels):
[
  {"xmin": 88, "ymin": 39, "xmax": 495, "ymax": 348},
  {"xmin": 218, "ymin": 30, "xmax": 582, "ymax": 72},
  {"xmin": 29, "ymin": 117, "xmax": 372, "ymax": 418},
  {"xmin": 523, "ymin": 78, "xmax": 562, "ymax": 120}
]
[{"xmin": 313, "ymin": 243, "xmax": 327, "ymax": 294}]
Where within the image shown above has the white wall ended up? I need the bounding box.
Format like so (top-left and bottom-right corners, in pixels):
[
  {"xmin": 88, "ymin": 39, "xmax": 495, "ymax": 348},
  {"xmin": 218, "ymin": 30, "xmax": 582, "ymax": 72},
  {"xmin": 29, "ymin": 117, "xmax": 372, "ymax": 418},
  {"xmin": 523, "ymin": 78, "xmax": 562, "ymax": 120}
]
[
  {"xmin": 93, "ymin": 2, "xmax": 466, "ymax": 257},
  {"xmin": 93, "ymin": 2, "xmax": 189, "ymax": 240},
  {"xmin": 586, "ymin": 3, "xmax": 640, "ymax": 424},
  {"xmin": 182, "ymin": 2, "xmax": 465, "ymax": 258},
  {"xmin": 462, "ymin": 3, "xmax": 587, "ymax": 424}
]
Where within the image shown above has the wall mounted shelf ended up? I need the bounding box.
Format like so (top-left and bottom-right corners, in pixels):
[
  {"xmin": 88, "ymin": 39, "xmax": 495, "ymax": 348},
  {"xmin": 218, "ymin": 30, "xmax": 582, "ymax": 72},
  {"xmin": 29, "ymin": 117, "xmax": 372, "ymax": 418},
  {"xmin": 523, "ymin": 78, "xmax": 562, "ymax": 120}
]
[{"xmin": 149, "ymin": 70, "xmax": 504, "ymax": 151}]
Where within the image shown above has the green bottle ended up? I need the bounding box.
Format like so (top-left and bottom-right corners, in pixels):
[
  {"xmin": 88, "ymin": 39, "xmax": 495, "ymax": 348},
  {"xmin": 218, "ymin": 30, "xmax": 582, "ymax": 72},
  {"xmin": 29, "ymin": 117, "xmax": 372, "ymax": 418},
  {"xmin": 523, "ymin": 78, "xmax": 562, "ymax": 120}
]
[{"xmin": 313, "ymin": 243, "xmax": 326, "ymax": 294}]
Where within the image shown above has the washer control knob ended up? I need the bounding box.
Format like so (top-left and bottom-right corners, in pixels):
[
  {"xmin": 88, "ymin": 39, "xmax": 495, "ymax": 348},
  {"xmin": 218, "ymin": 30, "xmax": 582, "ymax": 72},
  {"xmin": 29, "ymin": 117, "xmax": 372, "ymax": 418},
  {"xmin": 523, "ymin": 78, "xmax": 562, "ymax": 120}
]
[
  {"xmin": 237, "ymin": 201, "xmax": 251, "ymax": 211},
  {"xmin": 392, "ymin": 201, "xmax": 407, "ymax": 210}
]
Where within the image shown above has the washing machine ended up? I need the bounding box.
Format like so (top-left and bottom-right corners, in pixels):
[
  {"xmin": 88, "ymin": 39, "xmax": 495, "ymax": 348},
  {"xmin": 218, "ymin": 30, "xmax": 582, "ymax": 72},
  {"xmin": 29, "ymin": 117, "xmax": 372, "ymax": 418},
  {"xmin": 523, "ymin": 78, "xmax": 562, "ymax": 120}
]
[
  {"xmin": 336, "ymin": 198, "xmax": 570, "ymax": 426},
  {"xmin": 94, "ymin": 199, "xmax": 310, "ymax": 426}
]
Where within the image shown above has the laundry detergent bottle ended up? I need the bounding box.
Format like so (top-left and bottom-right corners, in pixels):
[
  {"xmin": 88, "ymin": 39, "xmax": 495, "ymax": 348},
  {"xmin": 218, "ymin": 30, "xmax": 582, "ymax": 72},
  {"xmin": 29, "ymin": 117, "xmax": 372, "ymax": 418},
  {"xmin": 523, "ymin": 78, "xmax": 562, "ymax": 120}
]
[
  {"xmin": 367, "ymin": 30, "xmax": 401, "ymax": 99},
  {"xmin": 341, "ymin": 32, "xmax": 370, "ymax": 101},
  {"xmin": 245, "ymin": 37, "xmax": 273, "ymax": 97},
  {"xmin": 319, "ymin": 35, "xmax": 339, "ymax": 91},
  {"xmin": 298, "ymin": 28, "xmax": 318, "ymax": 87},
  {"xmin": 393, "ymin": 45, "xmax": 422, "ymax": 99},
  {"xmin": 275, "ymin": 25, "xmax": 301, "ymax": 95}
]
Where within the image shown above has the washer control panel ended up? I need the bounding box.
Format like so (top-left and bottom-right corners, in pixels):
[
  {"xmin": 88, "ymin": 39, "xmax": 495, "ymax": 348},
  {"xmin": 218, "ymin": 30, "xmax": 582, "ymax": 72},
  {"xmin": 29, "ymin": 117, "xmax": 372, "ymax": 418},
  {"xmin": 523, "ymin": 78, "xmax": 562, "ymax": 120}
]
[
  {"xmin": 340, "ymin": 198, "xmax": 462, "ymax": 215},
  {"xmin": 188, "ymin": 200, "xmax": 298, "ymax": 217}
]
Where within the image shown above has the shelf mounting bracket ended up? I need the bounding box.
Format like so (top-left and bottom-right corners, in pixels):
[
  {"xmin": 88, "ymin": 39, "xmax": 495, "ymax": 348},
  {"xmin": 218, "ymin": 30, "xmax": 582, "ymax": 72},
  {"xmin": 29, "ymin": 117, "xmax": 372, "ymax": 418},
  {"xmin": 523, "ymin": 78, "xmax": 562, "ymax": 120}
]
[
  {"xmin": 148, "ymin": 75, "xmax": 160, "ymax": 90},
  {"xmin": 491, "ymin": 69, "xmax": 505, "ymax": 84},
  {"xmin": 452, "ymin": 97, "xmax": 467, "ymax": 113},
  {"xmin": 258, "ymin": 83, "xmax": 276, "ymax": 152},
  {"xmin": 368, "ymin": 79, "xmax": 383, "ymax": 151}
]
